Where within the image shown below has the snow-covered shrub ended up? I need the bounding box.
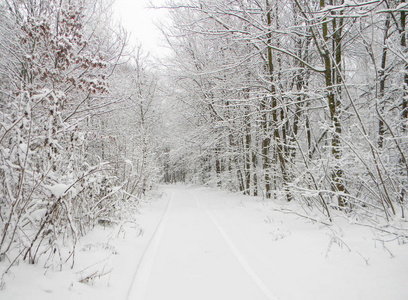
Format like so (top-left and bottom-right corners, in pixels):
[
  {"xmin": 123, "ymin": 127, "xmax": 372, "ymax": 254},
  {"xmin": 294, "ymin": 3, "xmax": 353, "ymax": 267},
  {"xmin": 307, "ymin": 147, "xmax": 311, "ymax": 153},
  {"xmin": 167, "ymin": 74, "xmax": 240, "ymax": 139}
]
[{"xmin": 0, "ymin": 0, "xmax": 142, "ymax": 272}]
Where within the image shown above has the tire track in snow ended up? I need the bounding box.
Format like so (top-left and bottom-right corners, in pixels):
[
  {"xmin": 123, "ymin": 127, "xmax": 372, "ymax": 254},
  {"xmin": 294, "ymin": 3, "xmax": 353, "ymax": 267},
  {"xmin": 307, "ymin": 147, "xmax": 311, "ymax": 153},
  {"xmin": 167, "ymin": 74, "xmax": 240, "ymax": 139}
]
[
  {"xmin": 126, "ymin": 191, "xmax": 174, "ymax": 300},
  {"xmin": 193, "ymin": 192, "xmax": 279, "ymax": 300}
]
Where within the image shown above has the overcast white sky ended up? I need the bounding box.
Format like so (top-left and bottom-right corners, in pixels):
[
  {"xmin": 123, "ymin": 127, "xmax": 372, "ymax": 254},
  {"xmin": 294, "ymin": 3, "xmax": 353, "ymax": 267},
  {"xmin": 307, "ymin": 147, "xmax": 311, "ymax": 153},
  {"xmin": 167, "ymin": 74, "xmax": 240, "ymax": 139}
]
[{"xmin": 113, "ymin": 0, "xmax": 169, "ymax": 57}]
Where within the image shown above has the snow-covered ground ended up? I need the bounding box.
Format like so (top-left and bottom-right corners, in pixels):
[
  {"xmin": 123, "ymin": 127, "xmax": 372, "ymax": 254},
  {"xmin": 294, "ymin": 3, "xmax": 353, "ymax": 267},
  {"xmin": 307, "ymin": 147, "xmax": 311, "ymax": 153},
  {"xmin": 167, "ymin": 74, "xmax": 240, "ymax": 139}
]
[{"xmin": 1, "ymin": 185, "xmax": 408, "ymax": 299}]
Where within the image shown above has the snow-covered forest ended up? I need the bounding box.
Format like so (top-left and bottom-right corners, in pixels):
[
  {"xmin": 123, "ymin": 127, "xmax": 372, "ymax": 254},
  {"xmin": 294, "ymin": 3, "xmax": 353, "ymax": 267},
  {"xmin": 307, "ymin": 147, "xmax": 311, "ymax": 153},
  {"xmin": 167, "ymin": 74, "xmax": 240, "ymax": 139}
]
[
  {"xmin": 0, "ymin": 0, "xmax": 162, "ymax": 266},
  {"xmin": 161, "ymin": 0, "xmax": 408, "ymax": 232},
  {"xmin": 1, "ymin": 0, "xmax": 408, "ymax": 299},
  {"xmin": 163, "ymin": 0, "xmax": 408, "ymax": 216}
]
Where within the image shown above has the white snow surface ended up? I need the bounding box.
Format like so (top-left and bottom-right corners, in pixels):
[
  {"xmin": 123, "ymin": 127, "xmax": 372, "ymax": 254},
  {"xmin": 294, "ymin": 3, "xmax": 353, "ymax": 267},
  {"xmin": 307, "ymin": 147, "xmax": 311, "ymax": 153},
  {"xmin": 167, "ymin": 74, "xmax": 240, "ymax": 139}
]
[
  {"xmin": 45, "ymin": 183, "xmax": 71, "ymax": 198},
  {"xmin": 1, "ymin": 185, "xmax": 408, "ymax": 299}
]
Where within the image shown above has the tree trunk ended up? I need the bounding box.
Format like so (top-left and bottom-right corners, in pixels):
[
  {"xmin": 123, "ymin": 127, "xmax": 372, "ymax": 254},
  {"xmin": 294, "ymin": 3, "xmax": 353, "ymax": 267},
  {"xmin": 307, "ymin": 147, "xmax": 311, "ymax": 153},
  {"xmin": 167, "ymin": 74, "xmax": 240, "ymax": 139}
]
[
  {"xmin": 321, "ymin": 0, "xmax": 346, "ymax": 208},
  {"xmin": 265, "ymin": 0, "xmax": 292, "ymax": 201},
  {"xmin": 378, "ymin": 15, "xmax": 390, "ymax": 148},
  {"xmin": 399, "ymin": 0, "xmax": 407, "ymax": 213}
]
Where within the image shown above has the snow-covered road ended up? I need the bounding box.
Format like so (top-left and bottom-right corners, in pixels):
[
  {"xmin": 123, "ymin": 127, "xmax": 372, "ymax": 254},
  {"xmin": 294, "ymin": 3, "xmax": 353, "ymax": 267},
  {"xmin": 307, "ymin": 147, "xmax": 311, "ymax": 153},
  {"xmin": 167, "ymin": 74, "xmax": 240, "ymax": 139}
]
[
  {"xmin": 127, "ymin": 186, "xmax": 408, "ymax": 300},
  {"xmin": 127, "ymin": 187, "xmax": 277, "ymax": 300},
  {"xmin": 2, "ymin": 185, "xmax": 408, "ymax": 300}
]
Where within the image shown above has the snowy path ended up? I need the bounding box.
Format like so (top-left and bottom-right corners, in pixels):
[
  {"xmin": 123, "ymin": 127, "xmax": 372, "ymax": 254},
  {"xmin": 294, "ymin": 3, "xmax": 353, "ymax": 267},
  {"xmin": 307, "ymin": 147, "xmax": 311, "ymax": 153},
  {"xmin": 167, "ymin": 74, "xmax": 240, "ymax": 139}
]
[
  {"xmin": 2, "ymin": 185, "xmax": 407, "ymax": 300},
  {"xmin": 127, "ymin": 187, "xmax": 277, "ymax": 300},
  {"xmin": 126, "ymin": 186, "xmax": 408, "ymax": 300}
]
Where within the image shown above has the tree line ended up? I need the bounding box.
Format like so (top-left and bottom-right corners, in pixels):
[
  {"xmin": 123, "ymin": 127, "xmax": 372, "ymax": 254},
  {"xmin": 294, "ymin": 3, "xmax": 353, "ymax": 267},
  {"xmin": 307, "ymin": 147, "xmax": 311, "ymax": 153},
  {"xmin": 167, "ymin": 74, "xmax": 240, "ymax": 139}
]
[
  {"xmin": 0, "ymin": 0, "xmax": 161, "ymax": 272},
  {"xmin": 161, "ymin": 0, "xmax": 408, "ymax": 232}
]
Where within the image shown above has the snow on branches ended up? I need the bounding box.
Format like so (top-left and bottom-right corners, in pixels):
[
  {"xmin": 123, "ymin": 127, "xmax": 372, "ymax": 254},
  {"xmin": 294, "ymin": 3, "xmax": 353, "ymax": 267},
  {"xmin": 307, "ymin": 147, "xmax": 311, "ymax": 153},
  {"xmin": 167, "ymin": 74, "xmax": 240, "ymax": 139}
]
[{"xmin": 0, "ymin": 0, "xmax": 131, "ymax": 275}]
